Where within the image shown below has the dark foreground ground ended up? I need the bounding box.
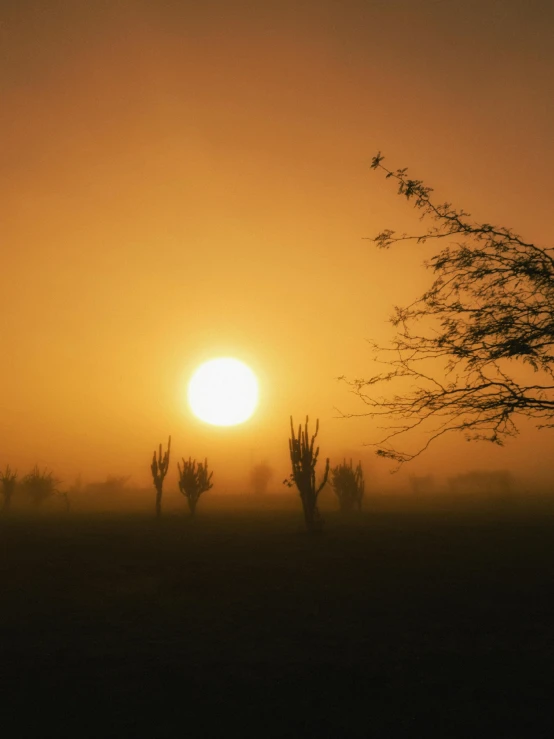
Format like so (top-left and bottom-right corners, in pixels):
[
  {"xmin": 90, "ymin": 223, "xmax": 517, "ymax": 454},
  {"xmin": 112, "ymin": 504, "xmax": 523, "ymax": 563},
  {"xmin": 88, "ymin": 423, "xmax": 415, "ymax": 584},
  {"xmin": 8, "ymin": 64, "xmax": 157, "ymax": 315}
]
[{"xmin": 1, "ymin": 505, "xmax": 554, "ymax": 737}]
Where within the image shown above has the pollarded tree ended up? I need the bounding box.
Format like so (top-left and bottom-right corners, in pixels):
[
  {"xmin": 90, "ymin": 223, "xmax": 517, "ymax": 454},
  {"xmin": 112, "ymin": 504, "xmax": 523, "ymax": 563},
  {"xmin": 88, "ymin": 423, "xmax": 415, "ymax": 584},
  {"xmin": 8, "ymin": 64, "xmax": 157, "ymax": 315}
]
[
  {"xmin": 0, "ymin": 465, "xmax": 17, "ymax": 514},
  {"xmin": 330, "ymin": 460, "xmax": 364, "ymax": 513},
  {"xmin": 339, "ymin": 153, "xmax": 554, "ymax": 466},
  {"xmin": 151, "ymin": 437, "xmax": 171, "ymax": 518},
  {"xmin": 177, "ymin": 457, "xmax": 213, "ymax": 516},
  {"xmin": 284, "ymin": 416, "xmax": 330, "ymax": 532}
]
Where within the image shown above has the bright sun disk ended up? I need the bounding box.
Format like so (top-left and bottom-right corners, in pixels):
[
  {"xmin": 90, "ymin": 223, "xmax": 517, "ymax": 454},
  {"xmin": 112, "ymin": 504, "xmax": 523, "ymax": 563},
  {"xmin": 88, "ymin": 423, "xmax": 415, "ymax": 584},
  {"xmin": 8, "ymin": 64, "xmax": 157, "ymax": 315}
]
[{"xmin": 187, "ymin": 358, "xmax": 259, "ymax": 426}]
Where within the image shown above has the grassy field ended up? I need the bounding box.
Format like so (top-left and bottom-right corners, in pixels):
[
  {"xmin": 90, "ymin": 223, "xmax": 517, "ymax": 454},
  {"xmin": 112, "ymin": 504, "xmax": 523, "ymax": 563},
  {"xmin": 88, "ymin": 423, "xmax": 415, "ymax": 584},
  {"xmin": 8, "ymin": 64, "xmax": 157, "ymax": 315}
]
[{"xmin": 1, "ymin": 503, "xmax": 554, "ymax": 737}]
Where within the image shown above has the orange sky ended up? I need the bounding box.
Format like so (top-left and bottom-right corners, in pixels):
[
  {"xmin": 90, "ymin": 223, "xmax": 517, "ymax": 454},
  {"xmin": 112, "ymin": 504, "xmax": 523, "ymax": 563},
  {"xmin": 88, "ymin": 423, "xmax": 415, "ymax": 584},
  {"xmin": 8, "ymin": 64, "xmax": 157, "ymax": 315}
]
[{"xmin": 1, "ymin": 0, "xmax": 553, "ymax": 493}]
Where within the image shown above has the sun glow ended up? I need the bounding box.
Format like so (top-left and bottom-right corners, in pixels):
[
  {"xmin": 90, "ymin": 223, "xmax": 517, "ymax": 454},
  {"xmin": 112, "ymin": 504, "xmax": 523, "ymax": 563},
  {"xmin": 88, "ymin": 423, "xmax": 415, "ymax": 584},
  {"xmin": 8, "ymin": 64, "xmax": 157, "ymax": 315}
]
[{"xmin": 187, "ymin": 358, "xmax": 259, "ymax": 426}]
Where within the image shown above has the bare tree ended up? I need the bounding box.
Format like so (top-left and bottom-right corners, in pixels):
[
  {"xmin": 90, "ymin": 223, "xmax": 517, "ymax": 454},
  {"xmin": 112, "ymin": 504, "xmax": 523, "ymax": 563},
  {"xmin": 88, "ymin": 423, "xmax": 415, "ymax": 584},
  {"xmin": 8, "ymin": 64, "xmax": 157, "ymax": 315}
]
[
  {"xmin": 151, "ymin": 437, "xmax": 171, "ymax": 518},
  {"xmin": 284, "ymin": 416, "xmax": 330, "ymax": 532},
  {"xmin": 0, "ymin": 465, "xmax": 17, "ymax": 514},
  {"xmin": 177, "ymin": 457, "xmax": 213, "ymax": 516},
  {"xmin": 339, "ymin": 153, "xmax": 554, "ymax": 466}
]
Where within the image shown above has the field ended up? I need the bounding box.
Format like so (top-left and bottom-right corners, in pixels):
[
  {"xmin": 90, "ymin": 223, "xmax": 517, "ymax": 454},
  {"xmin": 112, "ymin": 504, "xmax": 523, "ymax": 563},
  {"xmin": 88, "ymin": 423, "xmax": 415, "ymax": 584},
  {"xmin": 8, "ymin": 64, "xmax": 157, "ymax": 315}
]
[{"xmin": 1, "ymin": 499, "xmax": 554, "ymax": 737}]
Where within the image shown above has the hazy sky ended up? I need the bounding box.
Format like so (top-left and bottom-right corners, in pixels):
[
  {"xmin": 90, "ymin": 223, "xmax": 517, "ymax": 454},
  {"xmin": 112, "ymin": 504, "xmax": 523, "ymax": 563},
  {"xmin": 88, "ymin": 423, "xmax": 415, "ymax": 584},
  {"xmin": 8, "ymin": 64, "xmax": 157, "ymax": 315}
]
[{"xmin": 2, "ymin": 0, "xmax": 553, "ymax": 490}]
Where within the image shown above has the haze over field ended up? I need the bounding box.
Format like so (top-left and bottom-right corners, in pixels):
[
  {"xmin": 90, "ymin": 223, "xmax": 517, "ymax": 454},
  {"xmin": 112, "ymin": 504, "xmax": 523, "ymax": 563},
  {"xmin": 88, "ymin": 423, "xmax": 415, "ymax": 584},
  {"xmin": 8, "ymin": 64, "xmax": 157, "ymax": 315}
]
[
  {"xmin": 2, "ymin": 0, "xmax": 553, "ymax": 495},
  {"xmin": 3, "ymin": 6, "xmax": 554, "ymax": 738}
]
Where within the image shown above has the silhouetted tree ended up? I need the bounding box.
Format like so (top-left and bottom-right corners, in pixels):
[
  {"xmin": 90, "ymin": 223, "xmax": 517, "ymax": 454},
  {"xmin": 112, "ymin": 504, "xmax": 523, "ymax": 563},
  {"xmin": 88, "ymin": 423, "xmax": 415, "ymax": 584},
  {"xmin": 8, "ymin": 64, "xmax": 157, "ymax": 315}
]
[
  {"xmin": 447, "ymin": 470, "xmax": 512, "ymax": 496},
  {"xmin": 409, "ymin": 474, "xmax": 435, "ymax": 495},
  {"xmin": 177, "ymin": 457, "xmax": 213, "ymax": 516},
  {"xmin": 22, "ymin": 466, "xmax": 61, "ymax": 508},
  {"xmin": 330, "ymin": 459, "xmax": 364, "ymax": 512},
  {"xmin": 249, "ymin": 461, "xmax": 274, "ymax": 495},
  {"xmin": 339, "ymin": 153, "xmax": 554, "ymax": 465},
  {"xmin": 105, "ymin": 474, "xmax": 131, "ymax": 491},
  {"xmin": 151, "ymin": 437, "xmax": 171, "ymax": 518},
  {"xmin": 284, "ymin": 416, "xmax": 330, "ymax": 532},
  {"xmin": 0, "ymin": 465, "xmax": 17, "ymax": 514},
  {"xmin": 86, "ymin": 475, "xmax": 130, "ymax": 494}
]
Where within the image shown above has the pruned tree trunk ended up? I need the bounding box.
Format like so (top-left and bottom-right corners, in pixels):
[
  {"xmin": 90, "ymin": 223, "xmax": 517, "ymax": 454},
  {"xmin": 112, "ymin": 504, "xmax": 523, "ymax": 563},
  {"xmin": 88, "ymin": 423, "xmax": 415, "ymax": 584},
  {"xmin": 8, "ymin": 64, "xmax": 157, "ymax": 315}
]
[
  {"xmin": 151, "ymin": 437, "xmax": 171, "ymax": 519},
  {"xmin": 155, "ymin": 483, "xmax": 163, "ymax": 519},
  {"xmin": 285, "ymin": 417, "xmax": 329, "ymax": 533}
]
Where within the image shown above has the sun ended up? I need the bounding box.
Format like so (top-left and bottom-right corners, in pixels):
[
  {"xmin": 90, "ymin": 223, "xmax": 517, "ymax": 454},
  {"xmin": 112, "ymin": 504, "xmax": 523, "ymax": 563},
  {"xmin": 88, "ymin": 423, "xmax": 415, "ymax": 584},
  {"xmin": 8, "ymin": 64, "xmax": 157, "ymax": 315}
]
[{"xmin": 187, "ymin": 358, "xmax": 259, "ymax": 426}]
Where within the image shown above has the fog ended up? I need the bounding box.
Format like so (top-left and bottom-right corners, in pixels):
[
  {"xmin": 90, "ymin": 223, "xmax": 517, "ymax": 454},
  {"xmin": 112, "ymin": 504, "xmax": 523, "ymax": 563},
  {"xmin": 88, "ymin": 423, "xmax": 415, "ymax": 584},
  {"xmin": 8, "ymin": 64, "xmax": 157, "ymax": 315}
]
[
  {"xmin": 5, "ymin": 431, "xmax": 553, "ymax": 519},
  {"xmin": 2, "ymin": 0, "xmax": 553, "ymax": 497}
]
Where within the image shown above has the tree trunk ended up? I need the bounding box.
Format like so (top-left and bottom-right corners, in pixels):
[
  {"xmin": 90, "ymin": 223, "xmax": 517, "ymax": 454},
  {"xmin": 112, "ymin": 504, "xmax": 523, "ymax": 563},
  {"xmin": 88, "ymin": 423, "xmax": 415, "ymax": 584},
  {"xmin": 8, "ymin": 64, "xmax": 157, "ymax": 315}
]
[
  {"xmin": 155, "ymin": 484, "xmax": 163, "ymax": 518},
  {"xmin": 339, "ymin": 497, "xmax": 355, "ymax": 513},
  {"xmin": 301, "ymin": 492, "xmax": 321, "ymax": 533}
]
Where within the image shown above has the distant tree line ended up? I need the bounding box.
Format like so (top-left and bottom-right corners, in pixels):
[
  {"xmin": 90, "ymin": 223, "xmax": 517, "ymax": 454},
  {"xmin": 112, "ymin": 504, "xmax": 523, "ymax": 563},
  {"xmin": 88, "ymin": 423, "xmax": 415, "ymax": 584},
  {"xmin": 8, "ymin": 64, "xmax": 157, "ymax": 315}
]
[{"xmin": 1, "ymin": 419, "xmax": 367, "ymax": 533}]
